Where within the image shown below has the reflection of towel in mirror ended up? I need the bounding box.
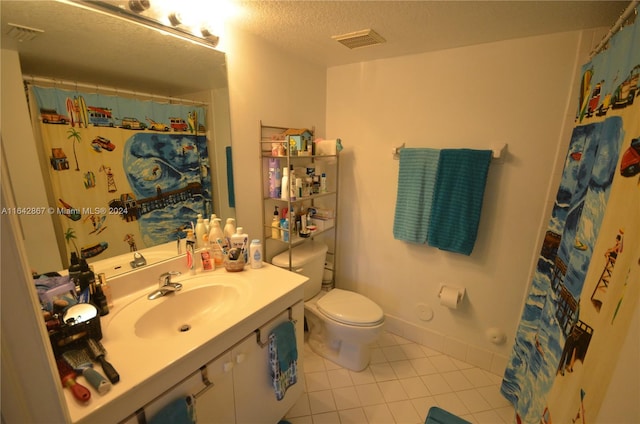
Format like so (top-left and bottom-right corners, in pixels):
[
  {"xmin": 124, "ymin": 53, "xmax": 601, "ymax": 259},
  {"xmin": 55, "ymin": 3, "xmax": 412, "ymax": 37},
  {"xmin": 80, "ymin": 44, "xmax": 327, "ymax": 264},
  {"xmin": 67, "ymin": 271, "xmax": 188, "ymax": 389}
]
[
  {"xmin": 393, "ymin": 148, "xmax": 441, "ymax": 243},
  {"xmin": 428, "ymin": 149, "xmax": 492, "ymax": 255},
  {"xmin": 269, "ymin": 321, "xmax": 298, "ymax": 401},
  {"xmin": 148, "ymin": 395, "xmax": 195, "ymax": 424}
]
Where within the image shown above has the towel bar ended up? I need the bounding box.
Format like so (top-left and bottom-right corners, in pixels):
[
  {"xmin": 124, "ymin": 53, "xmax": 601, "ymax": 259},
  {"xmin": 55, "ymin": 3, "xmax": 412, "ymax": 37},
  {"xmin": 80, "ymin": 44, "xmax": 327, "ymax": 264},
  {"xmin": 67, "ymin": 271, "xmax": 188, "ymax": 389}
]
[
  {"xmin": 193, "ymin": 365, "xmax": 214, "ymax": 399},
  {"xmin": 255, "ymin": 302, "xmax": 300, "ymax": 348},
  {"xmin": 393, "ymin": 143, "xmax": 507, "ymax": 159}
]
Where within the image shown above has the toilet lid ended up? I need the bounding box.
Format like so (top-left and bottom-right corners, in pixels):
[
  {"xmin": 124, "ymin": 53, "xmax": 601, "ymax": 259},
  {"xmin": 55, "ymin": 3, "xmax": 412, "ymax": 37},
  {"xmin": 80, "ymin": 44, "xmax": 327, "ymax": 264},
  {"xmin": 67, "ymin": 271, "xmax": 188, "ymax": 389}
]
[{"xmin": 316, "ymin": 289, "xmax": 384, "ymax": 326}]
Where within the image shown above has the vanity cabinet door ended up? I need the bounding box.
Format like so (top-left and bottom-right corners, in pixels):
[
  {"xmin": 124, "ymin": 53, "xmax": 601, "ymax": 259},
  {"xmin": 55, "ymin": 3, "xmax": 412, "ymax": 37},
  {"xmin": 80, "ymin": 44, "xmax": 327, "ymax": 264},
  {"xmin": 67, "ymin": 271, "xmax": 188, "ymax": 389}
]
[
  {"xmin": 118, "ymin": 351, "xmax": 235, "ymax": 424},
  {"xmin": 194, "ymin": 351, "xmax": 235, "ymax": 424},
  {"xmin": 233, "ymin": 302, "xmax": 304, "ymax": 423}
]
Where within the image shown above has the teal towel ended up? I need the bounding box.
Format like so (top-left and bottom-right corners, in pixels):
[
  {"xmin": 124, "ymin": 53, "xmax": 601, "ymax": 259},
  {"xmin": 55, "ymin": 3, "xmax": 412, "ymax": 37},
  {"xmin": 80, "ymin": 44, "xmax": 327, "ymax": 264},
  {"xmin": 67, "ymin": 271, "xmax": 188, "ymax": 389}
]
[
  {"xmin": 427, "ymin": 149, "xmax": 492, "ymax": 255},
  {"xmin": 393, "ymin": 148, "xmax": 441, "ymax": 243},
  {"xmin": 272, "ymin": 321, "xmax": 297, "ymax": 370},
  {"xmin": 149, "ymin": 396, "xmax": 195, "ymax": 424},
  {"xmin": 269, "ymin": 321, "xmax": 298, "ymax": 400}
]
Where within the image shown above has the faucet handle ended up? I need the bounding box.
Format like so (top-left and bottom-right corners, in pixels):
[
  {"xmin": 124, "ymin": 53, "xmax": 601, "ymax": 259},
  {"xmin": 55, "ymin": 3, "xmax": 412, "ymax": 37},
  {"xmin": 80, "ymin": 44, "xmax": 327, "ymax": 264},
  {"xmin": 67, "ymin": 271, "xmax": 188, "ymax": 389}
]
[{"xmin": 159, "ymin": 271, "xmax": 181, "ymax": 286}]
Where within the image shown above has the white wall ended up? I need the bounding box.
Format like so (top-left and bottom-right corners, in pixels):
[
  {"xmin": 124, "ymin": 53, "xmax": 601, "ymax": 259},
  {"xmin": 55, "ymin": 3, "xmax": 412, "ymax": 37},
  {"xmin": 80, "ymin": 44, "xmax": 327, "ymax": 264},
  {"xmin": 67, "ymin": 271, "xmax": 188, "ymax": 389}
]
[
  {"xmin": 224, "ymin": 27, "xmax": 327, "ymax": 242},
  {"xmin": 325, "ymin": 30, "xmax": 588, "ymax": 367}
]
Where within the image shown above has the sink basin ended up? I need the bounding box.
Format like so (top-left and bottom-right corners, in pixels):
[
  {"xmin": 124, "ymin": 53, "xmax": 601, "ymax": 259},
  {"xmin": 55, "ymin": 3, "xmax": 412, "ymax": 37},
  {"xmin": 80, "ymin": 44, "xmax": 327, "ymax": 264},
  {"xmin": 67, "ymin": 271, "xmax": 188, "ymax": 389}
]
[{"xmin": 107, "ymin": 277, "xmax": 248, "ymax": 340}]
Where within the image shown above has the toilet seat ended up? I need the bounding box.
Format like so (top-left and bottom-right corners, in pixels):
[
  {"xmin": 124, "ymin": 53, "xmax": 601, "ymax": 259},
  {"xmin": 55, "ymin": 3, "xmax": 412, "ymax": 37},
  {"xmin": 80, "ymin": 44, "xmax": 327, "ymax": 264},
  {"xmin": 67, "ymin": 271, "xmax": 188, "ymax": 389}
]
[{"xmin": 316, "ymin": 289, "xmax": 384, "ymax": 327}]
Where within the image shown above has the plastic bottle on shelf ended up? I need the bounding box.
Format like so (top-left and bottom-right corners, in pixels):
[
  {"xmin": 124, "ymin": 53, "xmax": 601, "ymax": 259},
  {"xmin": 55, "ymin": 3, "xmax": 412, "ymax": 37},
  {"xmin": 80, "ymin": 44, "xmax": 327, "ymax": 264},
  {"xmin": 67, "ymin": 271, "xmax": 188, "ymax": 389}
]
[
  {"xmin": 281, "ymin": 211, "xmax": 290, "ymax": 242},
  {"xmin": 231, "ymin": 227, "xmax": 249, "ymax": 263},
  {"xmin": 271, "ymin": 206, "xmax": 280, "ymax": 239},
  {"xmin": 208, "ymin": 218, "xmax": 225, "ymax": 266},
  {"xmin": 195, "ymin": 214, "xmax": 206, "ymax": 249},
  {"xmin": 269, "ymin": 158, "xmax": 281, "ymax": 198},
  {"xmin": 320, "ymin": 173, "xmax": 327, "ymax": 193},
  {"xmin": 280, "ymin": 166, "xmax": 289, "ymax": 201},
  {"xmin": 289, "ymin": 165, "xmax": 297, "ymax": 201},
  {"xmin": 250, "ymin": 239, "xmax": 263, "ymax": 269}
]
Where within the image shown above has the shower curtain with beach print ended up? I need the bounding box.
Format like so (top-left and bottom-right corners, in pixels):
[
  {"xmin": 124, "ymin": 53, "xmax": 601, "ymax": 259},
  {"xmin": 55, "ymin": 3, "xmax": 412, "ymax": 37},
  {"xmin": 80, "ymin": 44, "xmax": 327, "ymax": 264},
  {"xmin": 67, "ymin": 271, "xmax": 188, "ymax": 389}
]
[
  {"xmin": 29, "ymin": 85, "xmax": 211, "ymax": 265},
  {"xmin": 500, "ymin": 16, "xmax": 640, "ymax": 424}
]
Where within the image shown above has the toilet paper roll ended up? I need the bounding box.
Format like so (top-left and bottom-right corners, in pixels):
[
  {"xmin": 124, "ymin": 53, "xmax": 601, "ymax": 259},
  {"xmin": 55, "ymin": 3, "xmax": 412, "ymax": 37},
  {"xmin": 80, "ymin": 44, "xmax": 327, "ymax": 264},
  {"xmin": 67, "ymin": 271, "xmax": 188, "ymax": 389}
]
[{"xmin": 440, "ymin": 286, "xmax": 462, "ymax": 309}]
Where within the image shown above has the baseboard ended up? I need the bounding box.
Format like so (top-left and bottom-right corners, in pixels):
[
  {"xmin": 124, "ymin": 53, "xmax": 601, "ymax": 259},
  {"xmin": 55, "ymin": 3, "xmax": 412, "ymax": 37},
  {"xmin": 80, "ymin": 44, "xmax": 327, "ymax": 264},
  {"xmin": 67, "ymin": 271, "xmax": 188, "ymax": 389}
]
[{"xmin": 383, "ymin": 314, "xmax": 509, "ymax": 376}]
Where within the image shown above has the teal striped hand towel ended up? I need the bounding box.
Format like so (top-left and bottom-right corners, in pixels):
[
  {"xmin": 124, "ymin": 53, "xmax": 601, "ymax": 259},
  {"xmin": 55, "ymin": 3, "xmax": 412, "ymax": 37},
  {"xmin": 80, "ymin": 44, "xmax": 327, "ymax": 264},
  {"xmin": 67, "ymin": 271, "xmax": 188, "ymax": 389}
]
[
  {"xmin": 427, "ymin": 149, "xmax": 492, "ymax": 255},
  {"xmin": 393, "ymin": 148, "xmax": 441, "ymax": 243}
]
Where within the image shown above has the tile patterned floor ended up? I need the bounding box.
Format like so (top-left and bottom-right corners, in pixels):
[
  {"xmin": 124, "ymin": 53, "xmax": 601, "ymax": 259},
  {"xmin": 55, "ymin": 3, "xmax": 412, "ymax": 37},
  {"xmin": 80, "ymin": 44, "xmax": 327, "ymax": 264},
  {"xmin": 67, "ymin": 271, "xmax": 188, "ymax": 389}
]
[{"xmin": 285, "ymin": 331, "xmax": 514, "ymax": 424}]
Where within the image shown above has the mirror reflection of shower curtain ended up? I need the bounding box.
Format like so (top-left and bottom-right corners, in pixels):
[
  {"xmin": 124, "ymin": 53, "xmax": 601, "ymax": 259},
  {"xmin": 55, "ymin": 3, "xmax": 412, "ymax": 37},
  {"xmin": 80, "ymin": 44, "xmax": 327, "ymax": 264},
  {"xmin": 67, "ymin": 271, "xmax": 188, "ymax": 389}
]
[
  {"xmin": 28, "ymin": 85, "xmax": 212, "ymax": 263},
  {"xmin": 500, "ymin": 15, "xmax": 639, "ymax": 424}
]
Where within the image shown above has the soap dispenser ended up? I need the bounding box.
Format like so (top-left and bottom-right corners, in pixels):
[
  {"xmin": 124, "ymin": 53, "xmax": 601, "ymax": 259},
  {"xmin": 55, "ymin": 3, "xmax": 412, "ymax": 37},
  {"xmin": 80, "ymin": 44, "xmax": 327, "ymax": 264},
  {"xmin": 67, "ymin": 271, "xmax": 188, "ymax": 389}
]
[{"xmin": 271, "ymin": 206, "xmax": 280, "ymax": 240}]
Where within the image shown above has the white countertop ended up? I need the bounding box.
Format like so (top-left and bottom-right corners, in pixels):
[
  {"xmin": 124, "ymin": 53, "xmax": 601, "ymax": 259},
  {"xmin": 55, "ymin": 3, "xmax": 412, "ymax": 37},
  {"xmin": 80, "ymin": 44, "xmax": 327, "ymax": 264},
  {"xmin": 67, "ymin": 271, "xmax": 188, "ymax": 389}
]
[{"xmin": 64, "ymin": 262, "xmax": 307, "ymax": 423}]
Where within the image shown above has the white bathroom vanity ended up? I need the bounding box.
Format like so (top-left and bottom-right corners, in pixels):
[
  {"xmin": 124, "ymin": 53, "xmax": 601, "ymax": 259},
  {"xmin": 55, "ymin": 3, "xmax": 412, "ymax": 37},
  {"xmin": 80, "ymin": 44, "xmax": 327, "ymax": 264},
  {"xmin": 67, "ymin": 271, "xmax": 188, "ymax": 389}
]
[{"xmin": 63, "ymin": 257, "xmax": 307, "ymax": 424}]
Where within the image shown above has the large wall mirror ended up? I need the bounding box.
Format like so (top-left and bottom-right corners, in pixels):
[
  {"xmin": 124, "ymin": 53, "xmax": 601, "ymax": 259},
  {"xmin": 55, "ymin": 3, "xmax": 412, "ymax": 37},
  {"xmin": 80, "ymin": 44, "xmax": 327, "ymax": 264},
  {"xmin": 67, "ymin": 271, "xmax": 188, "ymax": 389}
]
[{"xmin": 1, "ymin": 1, "xmax": 235, "ymax": 277}]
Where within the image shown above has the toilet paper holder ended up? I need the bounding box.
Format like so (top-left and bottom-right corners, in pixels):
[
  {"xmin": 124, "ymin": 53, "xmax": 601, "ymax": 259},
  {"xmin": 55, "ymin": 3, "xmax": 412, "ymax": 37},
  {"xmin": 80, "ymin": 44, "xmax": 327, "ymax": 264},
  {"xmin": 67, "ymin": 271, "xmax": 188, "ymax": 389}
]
[{"xmin": 438, "ymin": 285, "xmax": 465, "ymax": 303}]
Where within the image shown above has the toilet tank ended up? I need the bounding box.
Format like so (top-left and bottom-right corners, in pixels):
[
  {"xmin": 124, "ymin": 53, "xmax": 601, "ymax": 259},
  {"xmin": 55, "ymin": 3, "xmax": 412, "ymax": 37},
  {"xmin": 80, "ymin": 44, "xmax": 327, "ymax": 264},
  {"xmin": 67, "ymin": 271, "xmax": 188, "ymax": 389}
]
[{"xmin": 272, "ymin": 242, "xmax": 328, "ymax": 301}]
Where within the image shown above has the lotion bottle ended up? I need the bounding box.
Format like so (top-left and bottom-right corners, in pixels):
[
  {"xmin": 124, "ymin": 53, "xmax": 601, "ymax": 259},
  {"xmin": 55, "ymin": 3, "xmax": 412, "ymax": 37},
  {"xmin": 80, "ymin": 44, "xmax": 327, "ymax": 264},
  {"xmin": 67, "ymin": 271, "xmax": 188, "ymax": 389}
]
[
  {"xmin": 195, "ymin": 214, "xmax": 206, "ymax": 249},
  {"xmin": 208, "ymin": 218, "xmax": 225, "ymax": 266},
  {"xmin": 231, "ymin": 227, "xmax": 249, "ymax": 263}
]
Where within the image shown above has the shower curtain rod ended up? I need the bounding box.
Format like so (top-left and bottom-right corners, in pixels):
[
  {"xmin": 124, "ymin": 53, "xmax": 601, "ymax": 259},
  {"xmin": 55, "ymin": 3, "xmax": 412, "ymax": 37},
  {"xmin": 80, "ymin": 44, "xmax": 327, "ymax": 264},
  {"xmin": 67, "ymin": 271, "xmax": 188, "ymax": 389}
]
[
  {"xmin": 589, "ymin": 0, "xmax": 639, "ymax": 59},
  {"xmin": 24, "ymin": 75, "xmax": 207, "ymax": 106}
]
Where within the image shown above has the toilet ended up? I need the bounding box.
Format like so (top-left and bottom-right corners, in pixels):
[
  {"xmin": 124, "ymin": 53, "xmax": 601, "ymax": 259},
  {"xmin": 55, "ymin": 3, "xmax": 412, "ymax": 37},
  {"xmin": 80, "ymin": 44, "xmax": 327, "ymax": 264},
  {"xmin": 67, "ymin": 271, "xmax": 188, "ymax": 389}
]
[{"xmin": 272, "ymin": 242, "xmax": 384, "ymax": 371}]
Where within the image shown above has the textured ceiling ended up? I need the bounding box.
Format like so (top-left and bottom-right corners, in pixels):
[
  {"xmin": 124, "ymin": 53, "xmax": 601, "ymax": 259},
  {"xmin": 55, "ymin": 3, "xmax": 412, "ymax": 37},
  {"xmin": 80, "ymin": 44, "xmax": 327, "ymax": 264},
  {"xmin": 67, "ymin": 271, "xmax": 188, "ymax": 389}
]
[
  {"xmin": 1, "ymin": 1, "xmax": 632, "ymax": 95},
  {"xmin": 232, "ymin": 1, "xmax": 631, "ymax": 67}
]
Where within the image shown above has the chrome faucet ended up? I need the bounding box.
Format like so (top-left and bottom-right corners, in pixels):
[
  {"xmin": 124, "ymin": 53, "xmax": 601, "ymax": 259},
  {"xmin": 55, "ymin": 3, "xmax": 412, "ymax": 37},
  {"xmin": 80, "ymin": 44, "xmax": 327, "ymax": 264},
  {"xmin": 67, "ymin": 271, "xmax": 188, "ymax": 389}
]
[{"xmin": 148, "ymin": 271, "xmax": 183, "ymax": 300}]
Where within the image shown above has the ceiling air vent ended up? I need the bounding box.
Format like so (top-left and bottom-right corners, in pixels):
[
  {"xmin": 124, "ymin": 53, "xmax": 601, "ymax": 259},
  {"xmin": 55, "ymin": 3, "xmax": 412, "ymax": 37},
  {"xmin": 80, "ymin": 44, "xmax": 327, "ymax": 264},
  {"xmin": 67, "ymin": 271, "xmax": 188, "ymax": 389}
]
[
  {"xmin": 7, "ymin": 23, "xmax": 44, "ymax": 42},
  {"xmin": 332, "ymin": 29, "xmax": 386, "ymax": 50}
]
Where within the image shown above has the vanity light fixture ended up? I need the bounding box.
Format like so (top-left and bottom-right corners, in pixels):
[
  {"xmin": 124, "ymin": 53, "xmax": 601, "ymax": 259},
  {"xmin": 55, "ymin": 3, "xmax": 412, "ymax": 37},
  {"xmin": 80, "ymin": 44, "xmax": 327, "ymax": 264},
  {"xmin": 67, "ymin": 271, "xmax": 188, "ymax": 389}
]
[
  {"xmin": 128, "ymin": 0, "xmax": 150, "ymax": 13},
  {"xmin": 167, "ymin": 12, "xmax": 182, "ymax": 27},
  {"xmin": 65, "ymin": 0, "xmax": 220, "ymax": 49}
]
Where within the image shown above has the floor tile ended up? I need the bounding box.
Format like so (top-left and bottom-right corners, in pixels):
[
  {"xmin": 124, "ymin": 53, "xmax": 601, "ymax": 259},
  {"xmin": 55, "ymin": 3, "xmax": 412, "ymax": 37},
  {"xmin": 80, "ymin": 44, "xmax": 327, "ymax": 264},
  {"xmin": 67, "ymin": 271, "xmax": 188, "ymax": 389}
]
[
  {"xmin": 461, "ymin": 367, "xmax": 494, "ymax": 388},
  {"xmin": 390, "ymin": 360, "xmax": 418, "ymax": 379},
  {"xmin": 311, "ymin": 411, "xmax": 340, "ymax": 424},
  {"xmin": 400, "ymin": 343, "xmax": 427, "ymax": 359},
  {"xmin": 349, "ymin": 367, "xmax": 376, "ymax": 385},
  {"xmin": 370, "ymin": 362, "xmax": 397, "ymax": 382},
  {"xmin": 382, "ymin": 345, "xmax": 409, "ymax": 361},
  {"xmin": 362, "ymin": 404, "xmax": 395, "ymax": 424},
  {"xmin": 429, "ymin": 354, "xmax": 459, "ymax": 373},
  {"xmin": 441, "ymin": 370, "xmax": 474, "ymax": 391},
  {"xmin": 306, "ymin": 371, "xmax": 331, "ymax": 392},
  {"xmin": 286, "ymin": 392, "xmax": 311, "ymax": 418},
  {"xmin": 378, "ymin": 380, "xmax": 409, "ymax": 402},
  {"xmin": 327, "ymin": 368, "xmax": 353, "ymax": 389},
  {"xmin": 338, "ymin": 407, "xmax": 369, "ymax": 424},
  {"xmin": 287, "ymin": 331, "xmax": 514, "ymax": 424},
  {"xmin": 456, "ymin": 388, "xmax": 493, "ymax": 413},
  {"xmin": 409, "ymin": 357, "xmax": 438, "ymax": 375},
  {"xmin": 332, "ymin": 386, "xmax": 361, "ymax": 410},
  {"xmin": 433, "ymin": 392, "xmax": 470, "ymax": 417},
  {"xmin": 420, "ymin": 373, "xmax": 453, "ymax": 395},
  {"xmin": 387, "ymin": 399, "xmax": 423, "ymax": 424},
  {"xmin": 399, "ymin": 377, "xmax": 431, "ymax": 399},
  {"xmin": 308, "ymin": 389, "xmax": 336, "ymax": 414},
  {"xmin": 355, "ymin": 383, "xmax": 386, "ymax": 406}
]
